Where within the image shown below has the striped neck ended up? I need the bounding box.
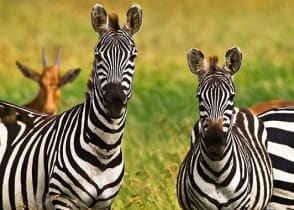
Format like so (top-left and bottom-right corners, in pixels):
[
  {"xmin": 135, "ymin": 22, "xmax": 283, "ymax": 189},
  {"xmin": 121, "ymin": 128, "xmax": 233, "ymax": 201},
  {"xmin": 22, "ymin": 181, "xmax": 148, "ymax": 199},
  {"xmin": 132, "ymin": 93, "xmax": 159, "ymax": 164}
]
[
  {"xmin": 81, "ymin": 80, "xmax": 127, "ymax": 160},
  {"xmin": 198, "ymin": 128, "xmax": 234, "ymax": 173}
]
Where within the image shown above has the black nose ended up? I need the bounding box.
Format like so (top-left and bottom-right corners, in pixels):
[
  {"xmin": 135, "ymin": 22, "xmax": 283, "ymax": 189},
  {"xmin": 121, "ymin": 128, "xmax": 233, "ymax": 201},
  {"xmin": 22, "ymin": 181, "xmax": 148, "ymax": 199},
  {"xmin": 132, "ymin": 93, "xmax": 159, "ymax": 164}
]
[
  {"xmin": 204, "ymin": 125, "xmax": 226, "ymax": 161},
  {"xmin": 103, "ymin": 82, "xmax": 127, "ymax": 117}
]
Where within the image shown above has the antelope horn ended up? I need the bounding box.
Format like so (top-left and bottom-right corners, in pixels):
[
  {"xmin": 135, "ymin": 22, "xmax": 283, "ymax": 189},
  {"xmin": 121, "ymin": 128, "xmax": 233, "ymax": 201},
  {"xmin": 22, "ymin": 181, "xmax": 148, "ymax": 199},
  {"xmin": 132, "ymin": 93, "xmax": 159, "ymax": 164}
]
[
  {"xmin": 54, "ymin": 48, "xmax": 61, "ymax": 67},
  {"xmin": 42, "ymin": 47, "xmax": 48, "ymax": 67}
]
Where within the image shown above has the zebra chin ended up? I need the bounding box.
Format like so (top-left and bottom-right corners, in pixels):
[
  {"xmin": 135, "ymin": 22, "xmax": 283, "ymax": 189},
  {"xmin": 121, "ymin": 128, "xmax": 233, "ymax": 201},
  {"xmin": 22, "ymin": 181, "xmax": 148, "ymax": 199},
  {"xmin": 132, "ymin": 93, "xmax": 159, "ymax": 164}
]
[{"xmin": 105, "ymin": 105, "xmax": 126, "ymax": 118}]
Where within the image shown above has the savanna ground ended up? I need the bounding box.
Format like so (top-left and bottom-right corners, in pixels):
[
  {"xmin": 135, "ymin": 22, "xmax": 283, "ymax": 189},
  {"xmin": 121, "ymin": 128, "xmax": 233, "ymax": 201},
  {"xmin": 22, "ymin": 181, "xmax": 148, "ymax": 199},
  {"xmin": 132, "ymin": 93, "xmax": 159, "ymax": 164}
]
[{"xmin": 0, "ymin": 0, "xmax": 293, "ymax": 209}]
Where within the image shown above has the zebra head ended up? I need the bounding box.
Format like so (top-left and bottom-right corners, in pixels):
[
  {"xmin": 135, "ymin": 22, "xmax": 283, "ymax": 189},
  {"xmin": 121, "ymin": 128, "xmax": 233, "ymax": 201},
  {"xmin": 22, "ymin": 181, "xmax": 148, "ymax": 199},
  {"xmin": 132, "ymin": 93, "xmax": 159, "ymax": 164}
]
[
  {"xmin": 188, "ymin": 47, "xmax": 242, "ymax": 160},
  {"xmin": 90, "ymin": 4, "xmax": 142, "ymax": 118}
]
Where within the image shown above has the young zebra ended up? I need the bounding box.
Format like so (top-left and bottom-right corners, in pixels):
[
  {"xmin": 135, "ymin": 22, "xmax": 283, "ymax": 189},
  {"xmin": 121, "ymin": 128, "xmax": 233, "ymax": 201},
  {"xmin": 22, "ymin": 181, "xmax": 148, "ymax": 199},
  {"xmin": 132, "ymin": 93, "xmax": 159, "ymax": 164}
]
[
  {"xmin": 0, "ymin": 3, "xmax": 142, "ymax": 210},
  {"xmin": 176, "ymin": 47, "xmax": 273, "ymax": 210},
  {"xmin": 258, "ymin": 107, "xmax": 294, "ymax": 210}
]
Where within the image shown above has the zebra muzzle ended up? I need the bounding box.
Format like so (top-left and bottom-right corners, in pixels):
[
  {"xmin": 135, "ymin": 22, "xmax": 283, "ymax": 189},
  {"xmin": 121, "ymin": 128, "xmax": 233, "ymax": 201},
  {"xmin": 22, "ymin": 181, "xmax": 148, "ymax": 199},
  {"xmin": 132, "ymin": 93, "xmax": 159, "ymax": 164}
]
[
  {"xmin": 103, "ymin": 82, "xmax": 127, "ymax": 118},
  {"xmin": 204, "ymin": 118, "xmax": 226, "ymax": 160}
]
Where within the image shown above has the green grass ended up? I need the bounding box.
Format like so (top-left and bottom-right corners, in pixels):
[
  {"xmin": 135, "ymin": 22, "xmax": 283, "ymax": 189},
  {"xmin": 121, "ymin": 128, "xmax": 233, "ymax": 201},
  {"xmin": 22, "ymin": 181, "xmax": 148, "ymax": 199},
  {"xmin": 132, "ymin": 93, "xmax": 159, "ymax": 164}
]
[{"xmin": 0, "ymin": 0, "xmax": 294, "ymax": 209}]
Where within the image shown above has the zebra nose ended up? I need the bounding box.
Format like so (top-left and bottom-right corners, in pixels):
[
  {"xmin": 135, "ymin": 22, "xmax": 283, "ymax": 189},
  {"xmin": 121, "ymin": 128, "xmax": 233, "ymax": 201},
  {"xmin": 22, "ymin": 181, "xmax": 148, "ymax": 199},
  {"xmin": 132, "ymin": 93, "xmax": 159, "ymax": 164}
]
[
  {"xmin": 207, "ymin": 118, "xmax": 223, "ymax": 130},
  {"xmin": 103, "ymin": 82, "xmax": 127, "ymax": 117},
  {"xmin": 205, "ymin": 117, "xmax": 226, "ymax": 160}
]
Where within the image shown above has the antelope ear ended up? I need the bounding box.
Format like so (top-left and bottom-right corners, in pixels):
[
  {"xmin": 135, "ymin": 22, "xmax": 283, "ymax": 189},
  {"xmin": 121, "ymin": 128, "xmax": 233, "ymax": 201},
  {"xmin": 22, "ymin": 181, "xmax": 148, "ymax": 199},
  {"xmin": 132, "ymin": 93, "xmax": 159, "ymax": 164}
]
[
  {"xmin": 124, "ymin": 4, "xmax": 142, "ymax": 35},
  {"xmin": 187, "ymin": 48, "xmax": 206, "ymax": 76},
  {"xmin": 224, "ymin": 46, "xmax": 242, "ymax": 75},
  {"xmin": 15, "ymin": 61, "xmax": 41, "ymax": 82},
  {"xmin": 91, "ymin": 4, "xmax": 108, "ymax": 36},
  {"xmin": 60, "ymin": 68, "xmax": 81, "ymax": 86}
]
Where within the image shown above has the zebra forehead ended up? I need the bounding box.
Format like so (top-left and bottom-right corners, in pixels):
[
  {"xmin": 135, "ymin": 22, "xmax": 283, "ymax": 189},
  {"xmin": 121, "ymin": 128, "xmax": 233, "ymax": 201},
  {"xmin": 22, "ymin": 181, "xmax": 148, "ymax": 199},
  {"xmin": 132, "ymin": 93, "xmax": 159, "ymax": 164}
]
[
  {"xmin": 201, "ymin": 73, "xmax": 232, "ymax": 85},
  {"xmin": 198, "ymin": 74, "xmax": 235, "ymax": 95},
  {"xmin": 97, "ymin": 31, "xmax": 134, "ymax": 52}
]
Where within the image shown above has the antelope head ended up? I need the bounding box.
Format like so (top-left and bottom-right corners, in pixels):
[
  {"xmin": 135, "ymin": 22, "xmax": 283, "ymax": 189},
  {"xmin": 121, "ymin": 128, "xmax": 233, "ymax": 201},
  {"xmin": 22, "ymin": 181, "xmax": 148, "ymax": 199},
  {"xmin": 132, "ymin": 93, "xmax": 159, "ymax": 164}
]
[{"xmin": 16, "ymin": 48, "xmax": 81, "ymax": 114}]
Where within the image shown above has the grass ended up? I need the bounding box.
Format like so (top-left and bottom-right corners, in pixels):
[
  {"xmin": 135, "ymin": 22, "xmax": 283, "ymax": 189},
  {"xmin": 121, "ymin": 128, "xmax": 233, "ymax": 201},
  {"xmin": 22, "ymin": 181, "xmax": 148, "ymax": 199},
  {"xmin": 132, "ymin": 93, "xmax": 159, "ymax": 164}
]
[{"xmin": 0, "ymin": 0, "xmax": 294, "ymax": 209}]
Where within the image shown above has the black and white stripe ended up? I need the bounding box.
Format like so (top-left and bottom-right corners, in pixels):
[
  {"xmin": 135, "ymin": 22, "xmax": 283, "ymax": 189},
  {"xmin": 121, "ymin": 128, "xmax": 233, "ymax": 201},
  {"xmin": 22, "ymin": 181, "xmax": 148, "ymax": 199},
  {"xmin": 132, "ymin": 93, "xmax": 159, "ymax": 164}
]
[
  {"xmin": 177, "ymin": 47, "xmax": 273, "ymax": 210},
  {"xmin": 258, "ymin": 107, "xmax": 294, "ymax": 210},
  {"xmin": 0, "ymin": 4, "xmax": 142, "ymax": 210}
]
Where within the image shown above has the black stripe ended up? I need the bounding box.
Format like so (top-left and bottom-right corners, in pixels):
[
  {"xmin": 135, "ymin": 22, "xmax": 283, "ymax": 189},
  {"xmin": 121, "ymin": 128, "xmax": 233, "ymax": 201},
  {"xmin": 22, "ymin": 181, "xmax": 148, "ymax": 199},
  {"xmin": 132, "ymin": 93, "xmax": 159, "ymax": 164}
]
[
  {"xmin": 260, "ymin": 112, "xmax": 294, "ymax": 122},
  {"xmin": 270, "ymin": 153, "xmax": 294, "ymax": 173},
  {"xmin": 270, "ymin": 194, "xmax": 294, "ymax": 205},
  {"xmin": 267, "ymin": 127, "xmax": 294, "ymax": 147}
]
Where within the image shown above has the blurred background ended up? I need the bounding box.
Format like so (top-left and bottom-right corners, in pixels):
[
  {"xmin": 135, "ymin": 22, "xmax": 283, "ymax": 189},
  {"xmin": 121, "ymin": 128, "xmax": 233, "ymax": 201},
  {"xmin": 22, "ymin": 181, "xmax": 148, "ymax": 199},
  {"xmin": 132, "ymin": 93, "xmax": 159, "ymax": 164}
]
[{"xmin": 0, "ymin": 0, "xmax": 293, "ymax": 209}]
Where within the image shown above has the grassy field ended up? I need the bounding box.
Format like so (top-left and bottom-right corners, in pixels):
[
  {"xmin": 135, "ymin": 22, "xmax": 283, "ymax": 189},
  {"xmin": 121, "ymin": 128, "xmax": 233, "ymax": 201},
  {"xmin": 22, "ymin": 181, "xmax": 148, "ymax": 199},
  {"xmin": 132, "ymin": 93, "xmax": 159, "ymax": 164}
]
[{"xmin": 0, "ymin": 0, "xmax": 294, "ymax": 209}]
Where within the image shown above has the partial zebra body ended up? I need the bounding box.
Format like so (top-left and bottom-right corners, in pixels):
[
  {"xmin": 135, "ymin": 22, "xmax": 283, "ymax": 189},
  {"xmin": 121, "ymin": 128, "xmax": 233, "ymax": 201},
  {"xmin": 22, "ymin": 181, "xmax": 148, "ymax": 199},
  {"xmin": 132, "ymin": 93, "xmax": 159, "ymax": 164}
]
[
  {"xmin": 0, "ymin": 3, "xmax": 142, "ymax": 209},
  {"xmin": 177, "ymin": 47, "xmax": 273, "ymax": 210},
  {"xmin": 258, "ymin": 107, "xmax": 294, "ymax": 210}
]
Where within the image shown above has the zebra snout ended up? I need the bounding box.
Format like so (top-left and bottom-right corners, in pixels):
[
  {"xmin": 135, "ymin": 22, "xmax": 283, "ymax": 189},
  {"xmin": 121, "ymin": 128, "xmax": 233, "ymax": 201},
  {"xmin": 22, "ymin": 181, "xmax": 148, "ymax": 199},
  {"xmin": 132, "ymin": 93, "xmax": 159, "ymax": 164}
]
[
  {"xmin": 103, "ymin": 82, "xmax": 127, "ymax": 117},
  {"xmin": 207, "ymin": 118, "xmax": 223, "ymax": 130},
  {"xmin": 204, "ymin": 118, "xmax": 226, "ymax": 160}
]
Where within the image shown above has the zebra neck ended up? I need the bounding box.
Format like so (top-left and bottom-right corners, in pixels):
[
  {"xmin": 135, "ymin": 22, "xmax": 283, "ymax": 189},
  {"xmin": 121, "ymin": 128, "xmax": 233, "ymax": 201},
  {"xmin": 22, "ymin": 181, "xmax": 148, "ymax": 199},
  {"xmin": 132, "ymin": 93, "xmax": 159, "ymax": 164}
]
[
  {"xmin": 83, "ymin": 92, "xmax": 127, "ymax": 152},
  {"xmin": 199, "ymin": 133, "xmax": 233, "ymax": 174}
]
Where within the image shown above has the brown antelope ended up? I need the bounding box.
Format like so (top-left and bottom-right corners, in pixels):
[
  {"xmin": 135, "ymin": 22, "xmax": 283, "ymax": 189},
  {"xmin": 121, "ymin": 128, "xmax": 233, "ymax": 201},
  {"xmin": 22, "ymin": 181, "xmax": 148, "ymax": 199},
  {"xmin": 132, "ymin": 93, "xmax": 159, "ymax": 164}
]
[
  {"xmin": 16, "ymin": 48, "xmax": 80, "ymax": 114},
  {"xmin": 250, "ymin": 99, "xmax": 294, "ymax": 114}
]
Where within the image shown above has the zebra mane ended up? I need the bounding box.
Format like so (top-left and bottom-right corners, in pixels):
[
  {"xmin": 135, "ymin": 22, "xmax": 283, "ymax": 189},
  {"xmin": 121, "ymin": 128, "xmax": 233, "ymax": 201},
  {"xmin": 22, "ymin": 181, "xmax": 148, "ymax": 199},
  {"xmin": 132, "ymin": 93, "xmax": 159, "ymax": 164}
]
[
  {"xmin": 108, "ymin": 13, "xmax": 120, "ymax": 31},
  {"xmin": 208, "ymin": 56, "xmax": 220, "ymax": 72},
  {"xmin": 85, "ymin": 61, "xmax": 95, "ymax": 100}
]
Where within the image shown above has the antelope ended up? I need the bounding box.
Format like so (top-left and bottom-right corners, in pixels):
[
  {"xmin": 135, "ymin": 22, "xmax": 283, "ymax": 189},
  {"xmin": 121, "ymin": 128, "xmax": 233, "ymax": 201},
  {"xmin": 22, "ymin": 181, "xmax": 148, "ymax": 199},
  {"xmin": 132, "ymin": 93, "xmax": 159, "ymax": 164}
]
[
  {"xmin": 15, "ymin": 48, "xmax": 80, "ymax": 114},
  {"xmin": 250, "ymin": 99, "xmax": 294, "ymax": 114}
]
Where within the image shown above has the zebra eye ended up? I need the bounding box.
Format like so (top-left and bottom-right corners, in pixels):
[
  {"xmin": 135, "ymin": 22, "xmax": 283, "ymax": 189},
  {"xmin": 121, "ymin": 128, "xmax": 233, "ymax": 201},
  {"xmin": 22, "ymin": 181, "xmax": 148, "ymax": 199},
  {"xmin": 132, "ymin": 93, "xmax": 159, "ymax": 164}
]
[
  {"xmin": 129, "ymin": 54, "xmax": 137, "ymax": 62},
  {"xmin": 228, "ymin": 94, "xmax": 235, "ymax": 101},
  {"xmin": 95, "ymin": 52, "xmax": 102, "ymax": 60}
]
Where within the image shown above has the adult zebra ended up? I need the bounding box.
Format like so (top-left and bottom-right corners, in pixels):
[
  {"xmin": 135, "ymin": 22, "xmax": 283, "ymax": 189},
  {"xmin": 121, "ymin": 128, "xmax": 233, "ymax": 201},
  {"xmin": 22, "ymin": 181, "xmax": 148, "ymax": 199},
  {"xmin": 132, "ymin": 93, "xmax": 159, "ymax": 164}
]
[
  {"xmin": 0, "ymin": 3, "xmax": 142, "ymax": 210},
  {"xmin": 258, "ymin": 107, "xmax": 294, "ymax": 210},
  {"xmin": 176, "ymin": 47, "xmax": 273, "ymax": 210}
]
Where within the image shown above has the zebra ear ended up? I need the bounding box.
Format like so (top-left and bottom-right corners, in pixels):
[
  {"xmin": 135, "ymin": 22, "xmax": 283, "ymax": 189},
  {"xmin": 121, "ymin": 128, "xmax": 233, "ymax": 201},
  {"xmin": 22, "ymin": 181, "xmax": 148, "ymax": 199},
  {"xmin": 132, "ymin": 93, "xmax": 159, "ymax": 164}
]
[
  {"xmin": 125, "ymin": 4, "xmax": 142, "ymax": 35},
  {"xmin": 187, "ymin": 48, "xmax": 206, "ymax": 76},
  {"xmin": 224, "ymin": 47, "xmax": 242, "ymax": 75},
  {"xmin": 91, "ymin": 4, "xmax": 108, "ymax": 36}
]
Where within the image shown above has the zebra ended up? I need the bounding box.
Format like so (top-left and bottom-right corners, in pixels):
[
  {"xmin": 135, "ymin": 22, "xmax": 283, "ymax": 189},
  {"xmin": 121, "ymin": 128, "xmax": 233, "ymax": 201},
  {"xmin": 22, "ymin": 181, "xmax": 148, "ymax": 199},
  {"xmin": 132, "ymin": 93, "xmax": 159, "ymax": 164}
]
[
  {"xmin": 176, "ymin": 47, "xmax": 273, "ymax": 210},
  {"xmin": 0, "ymin": 3, "xmax": 142, "ymax": 210},
  {"xmin": 258, "ymin": 107, "xmax": 294, "ymax": 210}
]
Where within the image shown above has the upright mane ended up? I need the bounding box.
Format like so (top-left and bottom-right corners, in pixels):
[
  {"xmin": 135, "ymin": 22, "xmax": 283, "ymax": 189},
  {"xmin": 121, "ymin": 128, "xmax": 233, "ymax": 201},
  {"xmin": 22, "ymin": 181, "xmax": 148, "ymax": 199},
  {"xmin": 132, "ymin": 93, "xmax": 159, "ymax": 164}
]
[
  {"xmin": 108, "ymin": 13, "xmax": 120, "ymax": 31},
  {"xmin": 208, "ymin": 56, "xmax": 220, "ymax": 72}
]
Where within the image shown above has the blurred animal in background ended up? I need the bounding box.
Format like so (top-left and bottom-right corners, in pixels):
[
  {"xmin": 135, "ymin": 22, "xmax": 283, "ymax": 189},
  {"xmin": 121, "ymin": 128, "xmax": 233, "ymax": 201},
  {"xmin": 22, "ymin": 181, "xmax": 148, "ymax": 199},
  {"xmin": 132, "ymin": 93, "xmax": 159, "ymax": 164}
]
[
  {"xmin": 16, "ymin": 48, "xmax": 80, "ymax": 114},
  {"xmin": 250, "ymin": 99, "xmax": 294, "ymax": 114}
]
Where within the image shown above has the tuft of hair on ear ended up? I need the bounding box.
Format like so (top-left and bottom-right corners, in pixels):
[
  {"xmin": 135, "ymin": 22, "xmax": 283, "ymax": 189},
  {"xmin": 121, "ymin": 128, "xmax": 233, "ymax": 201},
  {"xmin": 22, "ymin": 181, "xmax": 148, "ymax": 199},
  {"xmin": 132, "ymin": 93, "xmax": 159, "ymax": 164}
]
[
  {"xmin": 108, "ymin": 13, "xmax": 120, "ymax": 31},
  {"xmin": 208, "ymin": 56, "xmax": 219, "ymax": 72}
]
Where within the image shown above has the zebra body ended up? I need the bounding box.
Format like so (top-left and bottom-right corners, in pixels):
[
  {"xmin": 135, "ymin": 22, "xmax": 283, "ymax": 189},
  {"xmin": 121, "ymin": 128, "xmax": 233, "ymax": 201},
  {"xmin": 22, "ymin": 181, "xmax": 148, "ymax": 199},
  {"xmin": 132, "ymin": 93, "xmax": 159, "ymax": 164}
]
[
  {"xmin": 258, "ymin": 107, "xmax": 294, "ymax": 210},
  {"xmin": 177, "ymin": 47, "xmax": 273, "ymax": 210},
  {"xmin": 0, "ymin": 4, "xmax": 142, "ymax": 210},
  {"xmin": 0, "ymin": 102, "xmax": 124, "ymax": 209}
]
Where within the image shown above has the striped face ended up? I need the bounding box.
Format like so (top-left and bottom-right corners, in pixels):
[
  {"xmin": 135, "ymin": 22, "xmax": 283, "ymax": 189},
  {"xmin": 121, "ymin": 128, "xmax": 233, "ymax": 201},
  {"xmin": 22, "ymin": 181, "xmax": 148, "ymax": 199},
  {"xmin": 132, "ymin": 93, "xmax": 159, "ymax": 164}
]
[
  {"xmin": 187, "ymin": 47, "xmax": 242, "ymax": 159},
  {"xmin": 197, "ymin": 71, "xmax": 235, "ymax": 135},
  {"xmin": 94, "ymin": 30, "xmax": 137, "ymax": 117},
  {"xmin": 90, "ymin": 4, "xmax": 142, "ymax": 118}
]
